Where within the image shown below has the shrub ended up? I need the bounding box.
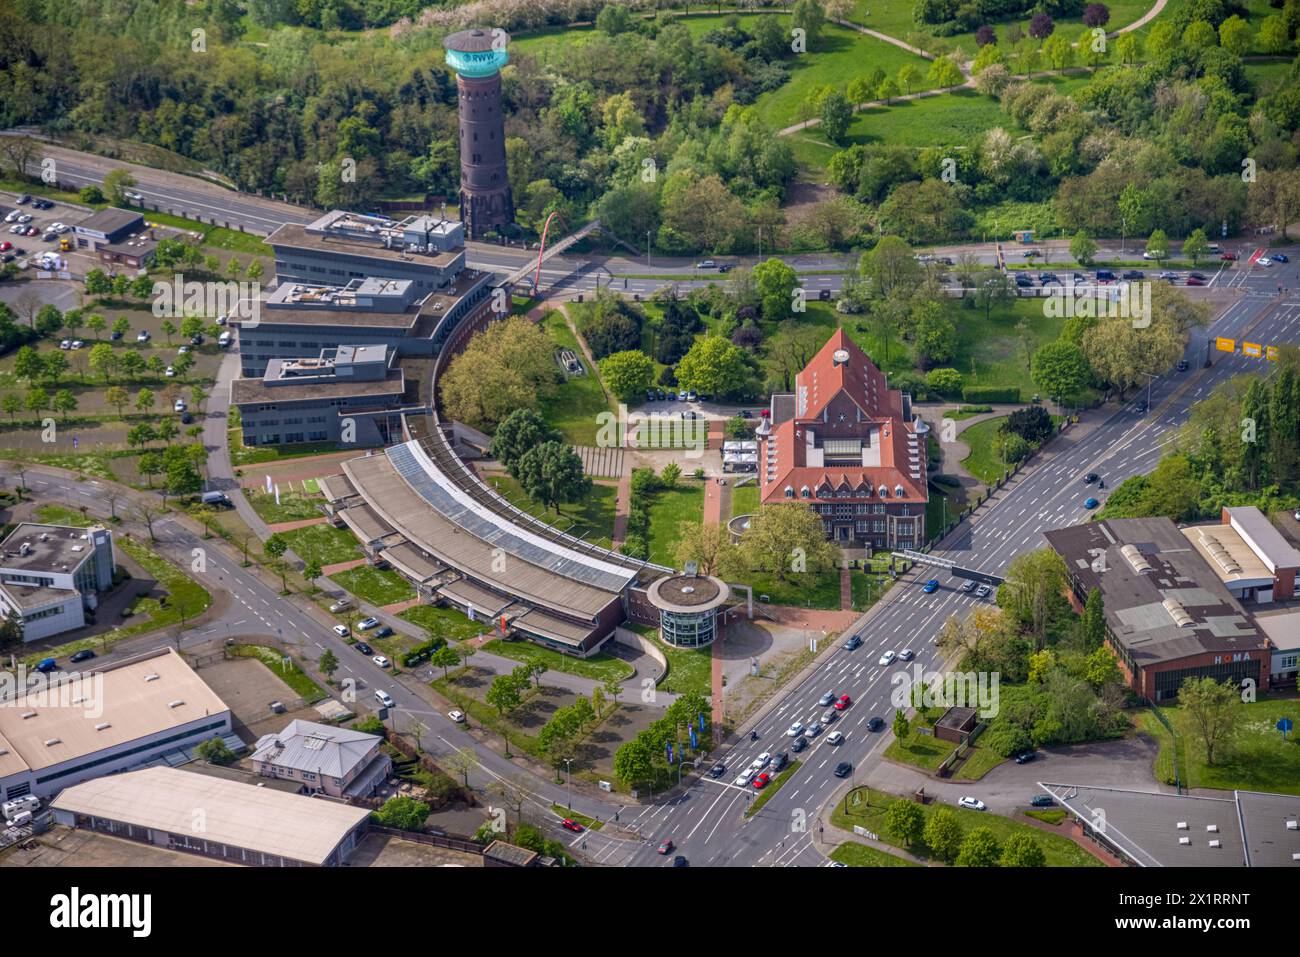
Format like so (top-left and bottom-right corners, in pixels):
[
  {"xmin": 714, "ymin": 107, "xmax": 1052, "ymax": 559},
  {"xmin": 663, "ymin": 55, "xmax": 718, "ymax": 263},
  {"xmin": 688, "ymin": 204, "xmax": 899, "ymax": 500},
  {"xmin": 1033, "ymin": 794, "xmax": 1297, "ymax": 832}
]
[
  {"xmin": 962, "ymin": 385, "xmax": 1020, "ymax": 403},
  {"xmin": 925, "ymin": 367, "xmax": 964, "ymax": 397}
]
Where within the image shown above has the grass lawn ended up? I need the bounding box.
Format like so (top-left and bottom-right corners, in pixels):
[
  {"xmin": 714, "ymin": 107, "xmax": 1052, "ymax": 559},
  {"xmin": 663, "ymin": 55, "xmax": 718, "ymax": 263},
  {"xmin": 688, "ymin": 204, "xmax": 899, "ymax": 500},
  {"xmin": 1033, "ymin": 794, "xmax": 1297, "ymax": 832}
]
[
  {"xmin": 743, "ymin": 566, "xmax": 842, "ymax": 610},
  {"xmin": 830, "ymin": 842, "xmax": 920, "ymax": 867},
  {"xmin": 959, "ymin": 416, "xmax": 1011, "ymax": 484},
  {"xmin": 229, "ymin": 433, "xmax": 338, "ymax": 467},
  {"xmin": 550, "ymin": 804, "xmax": 605, "ymax": 830},
  {"xmin": 245, "ymin": 489, "xmax": 325, "ymax": 524},
  {"xmin": 885, "ymin": 728, "xmax": 958, "ymax": 771},
  {"xmin": 1136, "ymin": 697, "xmax": 1300, "ymax": 795},
  {"xmin": 279, "ymin": 522, "xmax": 362, "ymax": 567},
  {"xmin": 646, "ymin": 481, "xmax": 705, "ymax": 566},
  {"xmin": 655, "ymin": 635, "xmax": 713, "ymax": 698},
  {"xmin": 487, "ymin": 472, "xmax": 618, "ymax": 546},
  {"xmin": 746, "ymin": 760, "xmax": 802, "ymax": 816},
  {"xmin": 832, "ymin": 786, "xmax": 1104, "ymax": 867},
  {"xmin": 399, "ymin": 603, "xmax": 488, "ymax": 642},
  {"xmin": 537, "ymin": 310, "xmax": 616, "ymax": 445},
  {"xmin": 482, "ymin": 638, "xmax": 635, "ymax": 683},
  {"xmin": 1025, "ymin": 808, "xmax": 1069, "ymax": 826},
  {"xmin": 230, "ymin": 643, "xmax": 328, "ymax": 703},
  {"xmin": 330, "ymin": 565, "xmax": 416, "ymax": 606},
  {"xmin": 955, "ymin": 745, "xmax": 1005, "ymax": 781},
  {"xmin": 925, "ymin": 483, "xmax": 958, "ymax": 543},
  {"xmin": 729, "ymin": 481, "xmax": 760, "ymax": 519}
]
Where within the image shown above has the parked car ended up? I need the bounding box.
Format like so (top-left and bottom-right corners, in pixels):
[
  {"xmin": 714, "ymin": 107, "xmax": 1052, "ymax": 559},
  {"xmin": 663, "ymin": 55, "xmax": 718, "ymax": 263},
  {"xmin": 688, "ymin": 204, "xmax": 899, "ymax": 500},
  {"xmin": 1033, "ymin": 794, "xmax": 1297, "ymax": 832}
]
[
  {"xmin": 1030, "ymin": 794, "xmax": 1056, "ymax": 808},
  {"xmin": 332, "ymin": 624, "xmax": 350, "ymax": 637},
  {"xmin": 69, "ymin": 649, "xmax": 96, "ymax": 663},
  {"xmin": 374, "ymin": 626, "xmax": 393, "ymax": 638},
  {"xmin": 372, "ymin": 655, "xmax": 391, "ymax": 669},
  {"xmin": 448, "ymin": 710, "xmax": 466, "ymax": 724},
  {"xmin": 137, "ymin": 330, "xmax": 151, "ymax": 342},
  {"xmin": 329, "ymin": 598, "xmax": 353, "ymax": 613},
  {"xmin": 354, "ymin": 642, "xmax": 373, "ymax": 656},
  {"xmin": 958, "ymin": 796, "xmax": 987, "ymax": 811},
  {"xmin": 834, "ymin": 761, "xmax": 853, "ymax": 778},
  {"xmin": 1014, "ymin": 750, "xmax": 1036, "ymax": 764},
  {"xmin": 14, "ymin": 194, "xmax": 31, "ymax": 205},
  {"xmin": 357, "ymin": 617, "xmax": 380, "ymax": 631},
  {"xmin": 180, "ymin": 411, "xmax": 193, "ymax": 424}
]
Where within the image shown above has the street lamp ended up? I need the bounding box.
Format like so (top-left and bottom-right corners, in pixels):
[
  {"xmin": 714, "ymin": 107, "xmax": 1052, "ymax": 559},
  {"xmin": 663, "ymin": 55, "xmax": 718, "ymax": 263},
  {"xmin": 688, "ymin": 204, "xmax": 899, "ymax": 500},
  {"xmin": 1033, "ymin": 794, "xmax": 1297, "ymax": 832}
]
[
  {"xmin": 563, "ymin": 757, "xmax": 573, "ymax": 809},
  {"xmin": 646, "ymin": 229, "xmax": 652, "ymax": 270}
]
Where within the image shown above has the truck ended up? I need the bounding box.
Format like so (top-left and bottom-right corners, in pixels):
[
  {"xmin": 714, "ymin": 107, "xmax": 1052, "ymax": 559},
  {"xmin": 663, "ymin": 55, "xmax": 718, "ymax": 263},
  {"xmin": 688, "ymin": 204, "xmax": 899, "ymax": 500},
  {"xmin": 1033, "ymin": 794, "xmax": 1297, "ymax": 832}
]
[{"xmin": 59, "ymin": 236, "xmax": 72, "ymax": 252}]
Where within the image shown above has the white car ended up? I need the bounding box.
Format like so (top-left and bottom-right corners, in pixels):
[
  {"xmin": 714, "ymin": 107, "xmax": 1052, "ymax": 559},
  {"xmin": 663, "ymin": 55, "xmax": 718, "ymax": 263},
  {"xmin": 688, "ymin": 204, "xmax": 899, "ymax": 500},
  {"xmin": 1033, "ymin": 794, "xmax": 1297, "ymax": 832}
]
[
  {"xmin": 733, "ymin": 768, "xmax": 757, "ymax": 787},
  {"xmin": 958, "ymin": 796, "xmax": 987, "ymax": 811},
  {"xmin": 70, "ymin": 340, "xmax": 82, "ymax": 350},
  {"xmin": 164, "ymin": 366, "xmax": 175, "ymax": 377},
  {"xmin": 332, "ymin": 624, "xmax": 350, "ymax": 637},
  {"xmin": 878, "ymin": 650, "xmax": 896, "ymax": 666},
  {"xmin": 976, "ymin": 584, "xmax": 992, "ymax": 599},
  {"xmin": 1258, "ymin": 257, "xmax": 1273, "ymax": 267},
  {"xmin": 899, "ymin": 649, "xmax": 915, "ymax": 661},
  {"xmin": 1141, "ymin": 250, "xmax": 1158, "ymax": 260},
  {"xmin": 173, "ymin": 399, "xmax": 186, "ymax": 412},
  {"xmin": 59, "ymin": 339, "xmax": 71, "ymax": 350},
  {"xmin": 826, "ymin": 731, "xmax": 845, "ymax": 746},
  {"xmin": 448, "ymin": 710, "xmax": 466, "ymax": 723},
  {"xmin": 786, "ymin": 721, "xmax": 805, "ymax": 737},
  {"xmin": 357, "ymin": 616, "xmax": 380, "ymax": 631},
  {"xmin": 372, "ymin": 655, "xmax": 391, "ymax": 669},
  {"xmin": 137, "ymin": 330, "xmax": 151, "ymax": 342},
  {"xmin": 750, "ymin": 752, "xmax": 771, "ymax": 770},
  {"xmin": 15, "ymin": 213, "xmax": 31, "ymax": 224},
  {"xmin": 3, "ymin": 211, "xmax": 19, "ymax": 223}
]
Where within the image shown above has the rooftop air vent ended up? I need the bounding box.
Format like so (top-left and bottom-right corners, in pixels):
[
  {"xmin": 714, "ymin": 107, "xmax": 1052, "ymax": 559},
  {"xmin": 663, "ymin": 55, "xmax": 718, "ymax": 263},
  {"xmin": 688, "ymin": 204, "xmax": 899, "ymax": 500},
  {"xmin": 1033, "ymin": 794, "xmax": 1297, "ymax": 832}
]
[
  {"xmin": 1208, "ymin": 840, "xmax": 1221, "ymax": 848},
  {"xmin": 44, "ymin": 738, "xmax": 61, "ymax": 746},
  {"xmin": 168, "ymin": 700, "xmax": 184, "ymax": 708},
  {"xmin": 1120, "ymin": 544, "xmax": 1153, "ymax": 574},
  {"xmin": 95, "ymin": 722, "xmax": 110, "ymax": 731},
  {"xmin": 20, "ymin": 711, "xmax": 36, "ymax": 720},
  {"xmin": 1163, "ymin": 597, "xmax": 1194, "ymax": 628},
  {"xmin": 144, "ymin": 674, "xmax": 160, "ymax": 682}
]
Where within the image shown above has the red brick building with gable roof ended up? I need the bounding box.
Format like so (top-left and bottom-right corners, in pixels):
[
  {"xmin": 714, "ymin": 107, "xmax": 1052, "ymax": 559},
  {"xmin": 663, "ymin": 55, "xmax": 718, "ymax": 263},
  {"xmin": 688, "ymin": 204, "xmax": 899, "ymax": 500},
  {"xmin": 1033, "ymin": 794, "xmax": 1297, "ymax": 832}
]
[{"xmin": 756, "ymin": 330, "xmax": 929, "ymax": 548}]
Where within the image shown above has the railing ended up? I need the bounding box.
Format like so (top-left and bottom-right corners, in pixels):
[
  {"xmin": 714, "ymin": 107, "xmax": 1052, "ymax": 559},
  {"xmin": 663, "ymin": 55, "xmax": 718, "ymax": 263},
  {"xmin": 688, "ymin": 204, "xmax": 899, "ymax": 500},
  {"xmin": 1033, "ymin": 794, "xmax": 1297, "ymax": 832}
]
[
  {"xmin": 1146, "ymin": 702, "xmax": 1184, "ymax": 793},
  {"xmin": 368, "ymin": 824, "xmax": 484, "ymax": 855}
]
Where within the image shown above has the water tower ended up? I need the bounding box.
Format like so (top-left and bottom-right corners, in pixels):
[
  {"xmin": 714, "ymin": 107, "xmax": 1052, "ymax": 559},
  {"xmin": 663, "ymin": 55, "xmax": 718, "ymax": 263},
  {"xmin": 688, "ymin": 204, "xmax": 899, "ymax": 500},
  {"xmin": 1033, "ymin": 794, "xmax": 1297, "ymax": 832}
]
[{"xmin": 443, "ymin": 28, "xmax": 516, "ymax": 240}]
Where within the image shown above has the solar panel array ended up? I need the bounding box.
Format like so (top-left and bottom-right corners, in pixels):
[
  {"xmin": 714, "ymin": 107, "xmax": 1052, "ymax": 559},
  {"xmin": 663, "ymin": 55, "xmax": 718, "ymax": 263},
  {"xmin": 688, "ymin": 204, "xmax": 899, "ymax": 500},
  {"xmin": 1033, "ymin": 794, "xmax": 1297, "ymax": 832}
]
[{"xmin": 386, "ymin": 442, "xmax": 633, "ymax": 593}]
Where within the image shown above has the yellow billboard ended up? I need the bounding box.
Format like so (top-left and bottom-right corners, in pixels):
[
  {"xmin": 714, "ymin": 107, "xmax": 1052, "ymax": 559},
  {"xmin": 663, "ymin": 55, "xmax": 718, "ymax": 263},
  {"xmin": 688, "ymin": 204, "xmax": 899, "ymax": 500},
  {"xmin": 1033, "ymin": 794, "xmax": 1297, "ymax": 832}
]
[{"xmin": 1216, "ymin": 337, "xmax": 1235, "ymax": 353}]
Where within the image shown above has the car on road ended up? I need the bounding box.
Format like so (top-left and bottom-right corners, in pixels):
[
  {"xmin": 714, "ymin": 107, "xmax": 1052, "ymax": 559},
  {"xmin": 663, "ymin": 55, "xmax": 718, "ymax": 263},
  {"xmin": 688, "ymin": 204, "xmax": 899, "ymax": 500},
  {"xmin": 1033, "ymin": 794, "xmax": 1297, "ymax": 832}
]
[
  {"xmin": 1159, "ymin": 271, "xmax": 1178, "ymax": 282},
  {"xmin": 975, "ymin": 584, "xmax": 992, "ymax": 599},
  {"xmin": 769, "ymin": 751, "xmax": 788, "ymax": 772},
  {"xmin": 867, "ymin": 716, "xmax": 885, "ymax": 732},
  {"xmin": 1084, "ymin": 472, "xmax": 1099, "ymax": 484},
  {"xmin": 69, "ymin": 649, "xmax": 95, "ymax": 663},
  {"xmin": 1014, "ymin": 274, "xmax": 1034, "ymax": 288},
  {"xmin": 960, "ymin": 579, "xmax": 976, "ymax": 592},
  {"xmin": 1095, "ymin": 270, "xmax": 1116, "ymax": 283},
  {"xmin": 1014, "ymin": 750, "xmax": 1036, "ymax": 764},
  {"xmin": 922, "ymin": 578, "xmax": 940, "ymax": 593},
  {"xmin": 1177, "ymin": 359, "xmax": 1189, "ymax": 371},
  {"xmin": 657, "ymin": 839, "xmax": 674, "ymax": 855},
  {"xmin": 718, "ymin": 263, "xmax": 734, "ymax": 273},
  {"xmin": 752, "ymin": 772, "xmax": 772, "ymax": 789},
  {"xmin": 834, "ymin": 694, "xmax": 851, "ymax": 710},
  {"xmin": 878, "ymin": 650, "xmax": 896, "ymax": 666},
  {"xmin": 750, "ymin": 752, "xmax": 771, "ymax": 770},
  {"xmin": 560, "ymin": 818, "xmax": 584, "ymax": 832},
  {"xmin": 448, "ymin": 710, "xmax": 466, "ymax": 723},
  {"xmin": 36, "ymin": 657, "xmax": 58, "ymax": 674},
  {"xmin": 1122, "ymin": 270, "xmax": 1145, "ymax": 280},
  {"xmin": 826, "ymin": 731, "xmax": 845, "ymax": 746},
  {"xmin": 354, "ymin": 642, "xmax": 373, "ymax": 656},
  {"xmin": 786, "ymin": 722, "xmax": 804, "ymax": 737},
  {"xmin": 1273, "ymin": 253, "xmax": 1290, "ymax": 263},
  {"xmin": 357, "ymin": 617, "xmax": 380, "ymax": 631},
  {"xmin": 822, "ymin": 709, "xmax": 837, "ymax": 725},
  {"xmin": 1084, "ymin": 497, "xmax": 1100, "ymax": 509},
  {"xmin": 1258, "ymin": 257, "xmax": 1274, "ymax": 267},
  {"xmin": 833, "ymin": 761, "xmax": 853, "ymax": 778},
  {"xmin": 806, "ymin": 721, "xmax": 823, "ymax": 738},
  {"xmin": 708, "ymin": 762, "xmax": 727, "ymax": 778},
  {"xmin": 372, "ymin": 655, "xmax": 391, "ymax": 669},
  {"xmin": 672, "ymin": 855, "xmax": 689, "ymax": 867},
  {"xmin": 733, "ymin": 768, "xmax": 757, "ymax": 786},
  {"xmin": 958, "ymin": 796, "xmax": 987, "ymax": 811},
  {"xmin": 843, "ymin": 634, "xmax": 862, "ymax": 650},
  {"xmin": 898, "ymin": 649, "xmax": 914, "ymax": 662},
  {"xmin": 790, "ymin": 736, "xmax": 809, "ymax": 753},
  {"xmin": 818, "ymin": 691, "xmax": 836, "ymax": 707},
  {"xmin": 694, "ymin": 259, "xmax": 716, "ymax": 269},
  {"xmin": 374, "ymin": 689, "xmax": 395, "ymax": 709},
  {"xmin": 1186, "ymin": 273, "xmax": 1207, "ymax": 286},
  {"xmin": 332, "ymin": 624, "xmax": 350, "ymax": 637},
  {"xmin": 1039, "ymin": 272, "xmax": 1059, "ymax": 285},
  {"xmin": 1030, "ymin": 794, "xmax": 1056, "ymax": 808}
]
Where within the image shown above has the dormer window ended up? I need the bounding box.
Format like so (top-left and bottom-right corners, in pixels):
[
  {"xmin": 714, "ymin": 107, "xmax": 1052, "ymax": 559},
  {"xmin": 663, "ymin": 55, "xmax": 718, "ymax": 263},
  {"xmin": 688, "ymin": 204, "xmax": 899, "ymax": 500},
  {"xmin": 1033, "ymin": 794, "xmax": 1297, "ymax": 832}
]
[
  {"xmin": 895, "ymin": 485, "xmax": 905, "ymax": 498},
  {"xmin": 784, "ymin": 486, "xmax": 794, "ymax": 499},
  {"xmin": 800, "ymin": 486, "xmax": 810, "ymax": 499},
  {"xmin": 878, "ymin": 484, "xmax": 888, "ymax": 498}
]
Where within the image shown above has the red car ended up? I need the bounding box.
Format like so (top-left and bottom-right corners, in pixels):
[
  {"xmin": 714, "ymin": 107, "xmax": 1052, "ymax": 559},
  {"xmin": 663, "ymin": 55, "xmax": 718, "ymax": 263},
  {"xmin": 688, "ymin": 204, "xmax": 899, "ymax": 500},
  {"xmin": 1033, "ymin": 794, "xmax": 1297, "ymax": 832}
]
[
  {"xmin": 657, "ymin": 839, "xmax": 674, "ymax": 855},
  {"xmin": 1186, "ymin": 275, "xmax": 1206, "ymax": 286},
  {"xmin": 1220, "ymin": 251, "xmax": 1238, "ymax": 261},
  {"xmin": 834, "ymin": 694, "xmax": 852, "ymax": 710},
  {"xmin": 560, "ymin": 818, "xmax": 584, "ymax": 833},
  {"xmin": 0, "ymin": 242, "xmax": 11, "ymax": 252},
  {"xmin": 752, "ymin": 772, "xmax": 772, "ymax": 789}
]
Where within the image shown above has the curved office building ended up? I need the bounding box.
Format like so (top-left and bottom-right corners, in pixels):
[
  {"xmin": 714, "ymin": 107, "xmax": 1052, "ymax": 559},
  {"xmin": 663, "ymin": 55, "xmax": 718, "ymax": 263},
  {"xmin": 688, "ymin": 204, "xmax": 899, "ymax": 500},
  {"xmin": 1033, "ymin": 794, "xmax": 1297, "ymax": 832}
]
[{"xmin": 646, "ymin": 574, "xmax": 730, "ymax": 648}]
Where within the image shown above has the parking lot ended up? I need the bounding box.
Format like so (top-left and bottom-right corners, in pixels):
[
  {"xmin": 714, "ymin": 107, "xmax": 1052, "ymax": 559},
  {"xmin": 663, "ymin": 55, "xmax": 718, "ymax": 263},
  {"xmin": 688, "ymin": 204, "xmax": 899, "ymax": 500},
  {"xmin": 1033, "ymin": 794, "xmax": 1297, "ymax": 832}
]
[{"xmin": 1, "ymin": 191, "xmax": 90, "ymax": 272}]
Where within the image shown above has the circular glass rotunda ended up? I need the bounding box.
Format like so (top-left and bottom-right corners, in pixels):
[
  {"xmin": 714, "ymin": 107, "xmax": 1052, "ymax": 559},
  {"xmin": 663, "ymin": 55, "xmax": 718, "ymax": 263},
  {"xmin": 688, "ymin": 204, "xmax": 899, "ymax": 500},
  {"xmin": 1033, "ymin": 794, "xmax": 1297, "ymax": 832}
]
[{"xmin": 646, "ymin": 573, "xmax": 730, "ymax": 648}]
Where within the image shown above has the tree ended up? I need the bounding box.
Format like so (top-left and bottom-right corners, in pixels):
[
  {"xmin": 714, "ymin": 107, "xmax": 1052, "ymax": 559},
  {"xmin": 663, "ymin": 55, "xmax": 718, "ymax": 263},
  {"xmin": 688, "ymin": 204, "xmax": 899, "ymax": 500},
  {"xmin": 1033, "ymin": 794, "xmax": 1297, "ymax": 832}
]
[
  {"xmin": 440, "ymin": 317, "xmax": 560, "ymax": 432},
  {"xmin": 1182, "ymin": 19, "xmax": 1217, "ymax": 51},
  {"xmin": 1178, "ymin": 676, "xmax": 1242, "ymax": 767},
  {"xmin": 52, "ymin": 389, "xmax": 76, "ymax": 420},
  {"xmin": 734, "ymin": 503, "xmax": 837, "ymax": 583},
  {"xmin": 675, "ymin": 336, "xmax": 749, "ymax": 398},
  {"xmin": 515, "ymin": 441, "xmax": 591, "ymax": 512},
  {"xmin": 924, "ymin": 808, "xmax": 964, "ymax": 862},
  {"xmin": 892, "ymin": 709, "xmax": 910, "ymax": 740},
  {"xmin": 1083, "ymin": 3, "xmax": 1110, "ymax": 27},
  {"xmin": 600, "ymin": 350, "xmax": 656, "ymax": 403},
  {"xmin": 135, "ymin": 388, "xmax": 155, "ymax": 414},
  {"xmin": 885, "ymin": 798, "xmax": 925, "ymax": 847},
  {"xmin": 431, "ymin": 644, "xmax": 461, "ymax": 679},
  {"xmin": 1000, "ymin": 548, "xmax": 1069, "ymax": 648},
  {"xmin": 105, "ymin": 386, "xmax": 130, "ymax": 417},
  {"xmin": 859, "ymin": 235, "xmax": 920, "ymax": 298},
  {"xmin": 1145, "ymin": 229, "xmax": 1169, "ymax": 262},
  {"xmin": 927, "ymin": 56, "xmax": 964, "ymax": 88},
  {"xmin": 1218, "ymin": 15, "xmax": 1251, "ymax": 55},
  {"xmin": 88, "ymin": 343, "xmax": 117, "ymax": 383},
  {"xmin": 13, "ymin": 346, "xmax": 42, "ymax": 382},
  {"xmin": 264, "ymin": 533, "xmax": 289, "ymax": 591},
  {"xmin": 955, "ymin": 826, "xmax": 1002, "ymax": 866},
  {"xmin": 791, "ymin": 0, "xmax": 826, "ymax": 48},
  {"xmin": 1032, "ymin": 340, "xmax": 1090, "ymax": 402},
  {"xmin": 1043, "ymin": 33, "xmax": 1074, "ymax": 71},
  {"xmin": 1029, "ymin": 12, "xmax": 1055, "ymax": 42},
  {"xmin": 319, "ymin": 648, "xmax": 339, "ymax": 681},
  {"xmin": 1, "ymin": 393, "xmax": 19, "ymax": 421},
  {"xmin": 102, "ymin": 168, "xmax": 138, "ymax": 206},
  {"xmin": 195, "ymin": 737, "xmax": 236, "ymax": 765},
  {"xmin": 876, "ymin": 76, "xmax": 900, "ymax": 105},
  {"xmin": 1069, "ymin": 230, "xmax": 1098, "ymax": 266},
  {"xmin": 674, "ymin": 523, "xmax": 737, "ymax": 577},
  {"xmin": 1083, "ymin": 587, "xmax": 1106, "ymax": 648},
  {"xmin": 161, "ymin": 320, "xmax": 176, "ymax": 345},
  {"xmin": 1001, "ymin": 832, "xmax": 1047, "ymax": 867},
  {"xmin": 373, "ymin": 795, "xmax": 431, "ymax": 831},
  {"xmin": 753, "ymin": 258, "xmax": 800, "ymax": 322},
  {"xmin": 819, "ymin": 90, "xmax": 852, "ymax": 145},
  {"xmin": 898, "ymin": 63, "xmax": 920, "ymax": 95},
  {"xmin": 486, "ymin": 673, "xmax": 524, "ymax": 718},
  {"xmin": 1257, "ymin": 15, "xmax": 1289, "ymax": 54},
  {"xmin": 490, "ymin": 408, "xmax": 558, "ymax": 476},
  {"xmin": 913, "ymin": 304, "xmax": 957, "ymax": 367}
]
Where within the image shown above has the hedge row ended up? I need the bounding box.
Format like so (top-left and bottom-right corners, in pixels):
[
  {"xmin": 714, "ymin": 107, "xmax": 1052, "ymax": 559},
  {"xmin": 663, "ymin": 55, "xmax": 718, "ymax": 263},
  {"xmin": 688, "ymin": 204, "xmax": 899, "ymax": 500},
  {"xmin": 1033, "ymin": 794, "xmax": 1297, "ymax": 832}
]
[{"xmin": 962, "ymin": 386, "xmax": 1021, "ymax": 403}]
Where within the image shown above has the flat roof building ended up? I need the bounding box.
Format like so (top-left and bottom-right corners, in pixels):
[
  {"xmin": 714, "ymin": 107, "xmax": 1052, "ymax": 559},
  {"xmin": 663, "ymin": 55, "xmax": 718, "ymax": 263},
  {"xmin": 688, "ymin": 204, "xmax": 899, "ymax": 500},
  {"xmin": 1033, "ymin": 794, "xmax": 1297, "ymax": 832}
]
[
  {"xmin": 50, "ymin": 765, "xmax": 370, "ymax": 866},
  {"xmin": 0, "ymin": 523, "xmax": 115, "ymax": 642},
  {"xmin": 0, "ymin": 648, "xmax": 231, "ymax": 802},
  {"xmin": 1045, "ymin": 518, "xmax": 1273, "ymax": 702}
]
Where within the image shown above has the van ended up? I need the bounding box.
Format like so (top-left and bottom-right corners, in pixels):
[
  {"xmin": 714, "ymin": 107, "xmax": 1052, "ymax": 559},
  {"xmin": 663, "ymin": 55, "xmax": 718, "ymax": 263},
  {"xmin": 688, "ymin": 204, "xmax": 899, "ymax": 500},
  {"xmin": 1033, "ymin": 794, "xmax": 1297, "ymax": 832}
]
[
  {"xmin": 218, "ymin": 331, "xmax": 232, "ymax": 348},
  {"xmin": 200, "ymin": 491, "xmax": 232, "ymax": 508},
  {"xmin": 6, "ymin": 810, "xmax": 32, "ymax": 827},
  {"xmin": 374, "ymin": 689, "xmax": 395, "ymax": 709},
  {"xmin": 3, "ymin": 796, "xmax": 40, "ymax": 820}
]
